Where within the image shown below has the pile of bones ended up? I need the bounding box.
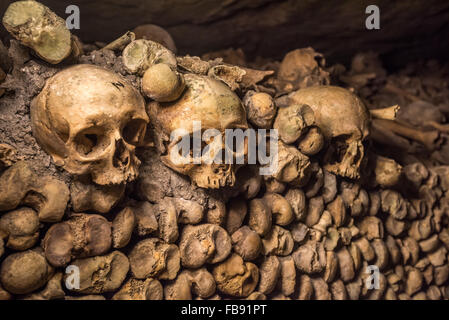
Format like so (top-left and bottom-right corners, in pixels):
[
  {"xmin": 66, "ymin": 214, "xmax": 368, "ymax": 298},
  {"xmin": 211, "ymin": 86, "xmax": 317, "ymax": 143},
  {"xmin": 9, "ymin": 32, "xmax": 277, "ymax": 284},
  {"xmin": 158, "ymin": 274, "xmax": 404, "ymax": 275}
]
[{"xmin": 0, "ymin": 1, "xmax": 448, "ymax": 300}]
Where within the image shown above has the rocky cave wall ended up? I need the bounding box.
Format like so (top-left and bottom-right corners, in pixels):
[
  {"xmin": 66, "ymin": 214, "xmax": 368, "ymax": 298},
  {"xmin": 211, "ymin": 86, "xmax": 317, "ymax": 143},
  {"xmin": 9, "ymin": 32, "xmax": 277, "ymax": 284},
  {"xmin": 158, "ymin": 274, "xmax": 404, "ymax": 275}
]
[{"xmin": 1, "ymin": 0, "xmax": 449, "ymax": 66}]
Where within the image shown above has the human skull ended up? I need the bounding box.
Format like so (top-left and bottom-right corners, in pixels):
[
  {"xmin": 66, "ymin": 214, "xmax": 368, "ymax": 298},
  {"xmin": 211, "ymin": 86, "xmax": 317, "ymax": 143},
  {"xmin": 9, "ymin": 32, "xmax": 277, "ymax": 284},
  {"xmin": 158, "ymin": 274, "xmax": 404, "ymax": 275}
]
[
  {"xmin": 286, "ymin": 86, "xmax": 370, "ymax": 179},
  {"xmin": 31, "ymin": 64, "xmax": 149, "ymax": 185},
  {"xmin": 149, "ymin": 74, "xmax": 248, "ymax": 189}
]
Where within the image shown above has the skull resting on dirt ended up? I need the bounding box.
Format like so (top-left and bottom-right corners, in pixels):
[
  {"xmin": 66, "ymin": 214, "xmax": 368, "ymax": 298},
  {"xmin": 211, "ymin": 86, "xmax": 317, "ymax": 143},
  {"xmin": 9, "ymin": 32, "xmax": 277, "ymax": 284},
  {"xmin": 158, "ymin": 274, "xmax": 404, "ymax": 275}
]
[
  {"xmin": 286, "ymin": 86, "xmax": 370, "ymax": 179},
  {"xmin": 149, "ymin": 74, "xmax": 248, "ymax": 189},
  {"xmin": 31, "ymin": 64, "xmax": 149, "ymax": 185}
]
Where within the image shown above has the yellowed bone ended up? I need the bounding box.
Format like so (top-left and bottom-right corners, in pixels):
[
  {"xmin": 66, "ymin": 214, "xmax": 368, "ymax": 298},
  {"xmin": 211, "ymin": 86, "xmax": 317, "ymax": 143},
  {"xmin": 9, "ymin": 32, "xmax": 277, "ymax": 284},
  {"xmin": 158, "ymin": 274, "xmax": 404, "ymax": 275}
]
[{"xmin": 370, "ymin": 105, "xmax": 400, "ymax": 120}]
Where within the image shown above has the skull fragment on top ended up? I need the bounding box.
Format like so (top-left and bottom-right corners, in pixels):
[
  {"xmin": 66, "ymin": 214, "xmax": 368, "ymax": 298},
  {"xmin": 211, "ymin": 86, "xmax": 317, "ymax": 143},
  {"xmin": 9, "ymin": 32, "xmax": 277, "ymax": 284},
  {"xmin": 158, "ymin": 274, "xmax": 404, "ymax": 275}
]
[{"xmin": 31, "ymin": 64, "xmax": 149, "ymax": 185}]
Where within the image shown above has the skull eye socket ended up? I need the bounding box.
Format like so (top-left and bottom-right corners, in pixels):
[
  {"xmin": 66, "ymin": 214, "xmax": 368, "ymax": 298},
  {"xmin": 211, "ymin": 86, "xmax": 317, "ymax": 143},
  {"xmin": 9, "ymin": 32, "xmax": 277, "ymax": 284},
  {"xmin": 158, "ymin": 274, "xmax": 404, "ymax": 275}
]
[
  {"xmin": 74, "ymin": 128, "xmax": 108, "ymax": 157},
  {"xmin": 122, "ymin": 119, "xmax": 147, "ymax": 146},
  {"xmin": 327, "ymin": 134, "xmax": 359, "ymax": 164}
]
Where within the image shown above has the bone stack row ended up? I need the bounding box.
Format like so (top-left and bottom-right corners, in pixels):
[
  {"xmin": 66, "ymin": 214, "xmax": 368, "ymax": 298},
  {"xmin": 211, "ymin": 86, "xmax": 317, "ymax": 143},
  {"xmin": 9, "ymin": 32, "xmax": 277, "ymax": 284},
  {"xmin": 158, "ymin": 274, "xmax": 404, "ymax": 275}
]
[{"xmin": 0, "ymin": 155, "xmax": 448, "ymax": 300}]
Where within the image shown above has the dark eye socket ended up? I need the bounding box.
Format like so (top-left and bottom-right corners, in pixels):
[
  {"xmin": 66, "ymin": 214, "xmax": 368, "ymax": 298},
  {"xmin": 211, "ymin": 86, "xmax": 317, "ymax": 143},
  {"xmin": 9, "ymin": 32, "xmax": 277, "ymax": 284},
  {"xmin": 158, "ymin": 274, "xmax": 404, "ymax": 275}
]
[
  {"xmin": 74, "ymin": 127, "xmax": 107, "ymax": 156},
  {"xmin": 122, "ymin": 119, "xmax": 147, "ymax": 146},
  {"xmin": 85, "ymin": 134, "xmax": 97, "ymax": 146}
]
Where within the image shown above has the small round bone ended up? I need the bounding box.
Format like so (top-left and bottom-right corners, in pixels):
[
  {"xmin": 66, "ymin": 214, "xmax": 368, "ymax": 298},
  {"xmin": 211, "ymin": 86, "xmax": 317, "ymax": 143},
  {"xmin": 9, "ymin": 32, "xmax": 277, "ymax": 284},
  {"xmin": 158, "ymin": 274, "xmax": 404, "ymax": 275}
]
[
  {"xmin": 323, "ymin": 251, "xmax": 338, "ymax": 283},
  {"xmin": 311, "ymin": 277, "xmax": 331, "ymax": 300},
  {"xmin": 206, "ymin": 198, "xmax": 226, "ymax": 225},
  {"xmin": 112, "ymin": 207, "xmax": 136, "ymax": 249},
  {"xmin": 243, "ymin": 91, "xmax": 277, "ymax": 129},
  {"xmin": 262, "ymin": 193, "xmax": 294, "ymax": 226},
  {"xmin": 179, "ymin": 224, "xmax": 231, "ymax": 268},
  {"xmin": 277, "ymin": 256, "xmax": 296, "ymax": 296},
  {"xmin": 330, "ymin": 280, "xmax": 348, "ymax": 300},
  {"xmin": 225, "ymin": 197, "xmax": 247, "ymax": 234},
  {"xmin": 258, "ymin": 256, "xmax": 281, "ymax": 294},
  {"xmin": 213, "ymin": 254, "xmax": 259, "ymax": 297},
  {"xmin": 231, "ymin": 226, "xmax": 261, "ymax": 261},
  {"xmin": 274, "ymin": 104, "xmax": 314, "ymax": 144},
  {"xmin": 337, "ymin": 246, "xmax": 355, "ymax": 282},
  {"xmin": 0, "ymin": 161, "xmax": 69, "ymax": 222},
  {"xmin": 43, "ymin": 214, "xmax": 112, "ymax": 267},
  {"xmin": 142, "ymin": 63, "xmax": 185, "ymax": 102},
  {"xmin": 248, "ymin": 198, "xmax": 272, "ymax": 236},
  {"xmin": 123, "ymin": 39, "xmax": 176, "ymax": 75},
  {"xmin": 297, "ymin": 275, "xmax": 313, "ymax": 300},
  {"xmin": 292, "ymin": 240, "xmax": 326, "ymax": 274},
  {"xmin": 64, "ymin": 251, "xmax": 129, "ymax": 294},
  {"xmin": 284, "ymin": 188, "xmax": 307, "ymax": 221},
  {"xmin": 0, "ymin": 207, "xmax": 39, "ymax": 251},
  {"xmin": 164, "ymin": 268, "xmax": 216, "ymax": 300},
  {"xmin": 173, "ymin": 198, "xmax": 204, "ymax": 225},
  {"xmin": 261, "ymin": 225, "xmax": 294, "ymax": 256},
  {"xmin": 326, "ymin": 195, "xmax": 346, "ymax": 227},
  {"xmin": 0, "ymin": 248, "xmax": 53, "ymax": 294},
  {"xmin": 129, "ymin": 238, "xmax": 180, "ymax": 280},
  {"xmin": 381, "ymin": 190, "xmax": 408, "ymax": 220},
  {"xmin": 133, "ymin": 201, "xmax": 159, "ymax": 237},
  {"xmin": 357, "ymin": 216, "xmax": 384, "ymax": 240},
  {"xmin": 374, "ymin": 156, "xmax": 402, "ymax": 188},
  {"xmin": 297, "ymin": 126, "xmax": 325, "ymax": 156},
  {"xmin": 23, "ymin": 272, "xmax": 65, "ymax": 300}
]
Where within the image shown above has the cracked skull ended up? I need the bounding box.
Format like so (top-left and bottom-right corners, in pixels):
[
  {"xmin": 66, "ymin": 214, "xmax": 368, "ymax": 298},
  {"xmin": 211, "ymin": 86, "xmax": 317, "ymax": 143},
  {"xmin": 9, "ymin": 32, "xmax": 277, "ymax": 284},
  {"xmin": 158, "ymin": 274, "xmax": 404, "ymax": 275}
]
[
  {"xmin": 287, "ymin": 86, "xmax": 370, "ymax": 179},
  {"xmin": 31, "ymin": 64, "xmax": 149, "ymax": 185},
  {"xmin": 149, "ymin": 74, "xmax": 248, "ymax": 189}
]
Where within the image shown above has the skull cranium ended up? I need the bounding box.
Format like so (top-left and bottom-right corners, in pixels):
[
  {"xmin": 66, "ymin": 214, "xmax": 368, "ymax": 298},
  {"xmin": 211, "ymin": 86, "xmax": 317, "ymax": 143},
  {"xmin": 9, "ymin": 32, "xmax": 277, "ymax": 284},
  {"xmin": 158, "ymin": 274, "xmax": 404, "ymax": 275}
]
[
  {"xmin": 286, "ymin": 86, "xmax": 370, "ymax": 179},
  {"xmin": 149, "ymin": 74, "xmax": 248, "ymax": 189},
  {"xmin": 31, "ymin": 64, "xmax": 149, "ymax": 185}
]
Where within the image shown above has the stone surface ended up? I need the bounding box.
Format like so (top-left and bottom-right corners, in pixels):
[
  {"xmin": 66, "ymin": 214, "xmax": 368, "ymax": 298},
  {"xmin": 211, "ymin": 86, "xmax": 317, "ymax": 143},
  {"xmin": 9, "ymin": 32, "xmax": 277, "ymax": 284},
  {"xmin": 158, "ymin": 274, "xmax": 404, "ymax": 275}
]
[{"xmin": 1, "ymin": 0, "xmax": 448, "ymax": 66}]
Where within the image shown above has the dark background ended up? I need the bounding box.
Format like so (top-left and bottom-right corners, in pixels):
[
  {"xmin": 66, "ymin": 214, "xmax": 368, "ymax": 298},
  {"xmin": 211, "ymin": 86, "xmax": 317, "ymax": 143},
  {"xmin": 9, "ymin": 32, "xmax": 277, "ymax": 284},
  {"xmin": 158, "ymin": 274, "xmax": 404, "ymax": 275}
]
[{"xmin": 1, "ymin": 0, "xmax": 449, "ymax": 68}]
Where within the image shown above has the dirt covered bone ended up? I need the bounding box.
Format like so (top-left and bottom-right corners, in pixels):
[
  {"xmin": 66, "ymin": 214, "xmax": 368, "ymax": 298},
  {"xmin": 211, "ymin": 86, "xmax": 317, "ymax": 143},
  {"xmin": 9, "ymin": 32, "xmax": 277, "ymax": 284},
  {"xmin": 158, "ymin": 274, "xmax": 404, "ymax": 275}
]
[
  {"xmin": 284, "ymin": 86, "xmax": 371, "ymax": 179},
  {"xmin": 31, "ymin": 64, "xmax": 149, "ymax": 185},
  {"xmin": 42, "ymin": 213, "xmax": 112, "ymax": 267},
  {"xmin": 142, "ymin": 63, "xmax": 185, "ymax": 102},
  {"xmin": 129, "ymin": 238, "xmax": 180, "ymax": 280},
  {"xmin": 70, "ymin": 176, "xmax": 125, "ymax": 214},
  {"xmin": 0, "ymin": 161, "xmax": 69, "ymax": 222},
  {"xmin": 112, "ymin": 277, "xmax": 163, "ymax": 300},
  {"xmin": 273, "ymin": 103, "xmax": 315, "ymax": 145},
  {"xmin": 212, "ymin": 253, "xmax": 259, "ymax": 298},
  {"xmin": 2, "ymin": 1, "xmax": 72, "ymax": 64},
  {"xmin": 0, "ymin": 207, "xmax": 40, "ymax": 251},
  {"xmin": 273, "ymin": 47, "xmax": 330, "ymax": 95},
  {"xmin": 0, "ymin": 248, "xmax": 53, "ymax": 295},
  {"xmin": 179, "ymin": 223, "xmax": 232, "ymax": 268},
  {"xmin": 243, "ymin": 91, "xmax": 277, "ymax": 129},
  {"xmin": 24, "ymin": 272, "xmax": 65, "ymax": 300},
  {"xmin": 164, "ymin": 268, "xmax": 216, "ymax": 300},
  {"xmin": 63, "ymin": 251, "xmax": 129, "ymax": 294},
  {"xmin": 262, "ymin": 140, "xmax": 312, "ymax": 187},
  {"xmin": 135, "ymin": 147, "xmax": 233, "ymax": 226},
  {"xmin": 149, "ymin": 73, "xmax": 248, "ymax": 189},
  {"xmin": 122, "ymin": 39, "xmax": 177, "ymax": 76}
]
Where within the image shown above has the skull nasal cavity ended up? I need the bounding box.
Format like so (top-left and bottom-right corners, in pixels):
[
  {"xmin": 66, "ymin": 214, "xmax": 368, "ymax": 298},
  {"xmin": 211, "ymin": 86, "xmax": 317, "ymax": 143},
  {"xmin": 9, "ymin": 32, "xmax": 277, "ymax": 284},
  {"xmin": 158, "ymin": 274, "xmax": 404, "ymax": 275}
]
[{"xmin": 113, "ymin": 139, "xmax": 129, "ymax": 167}]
